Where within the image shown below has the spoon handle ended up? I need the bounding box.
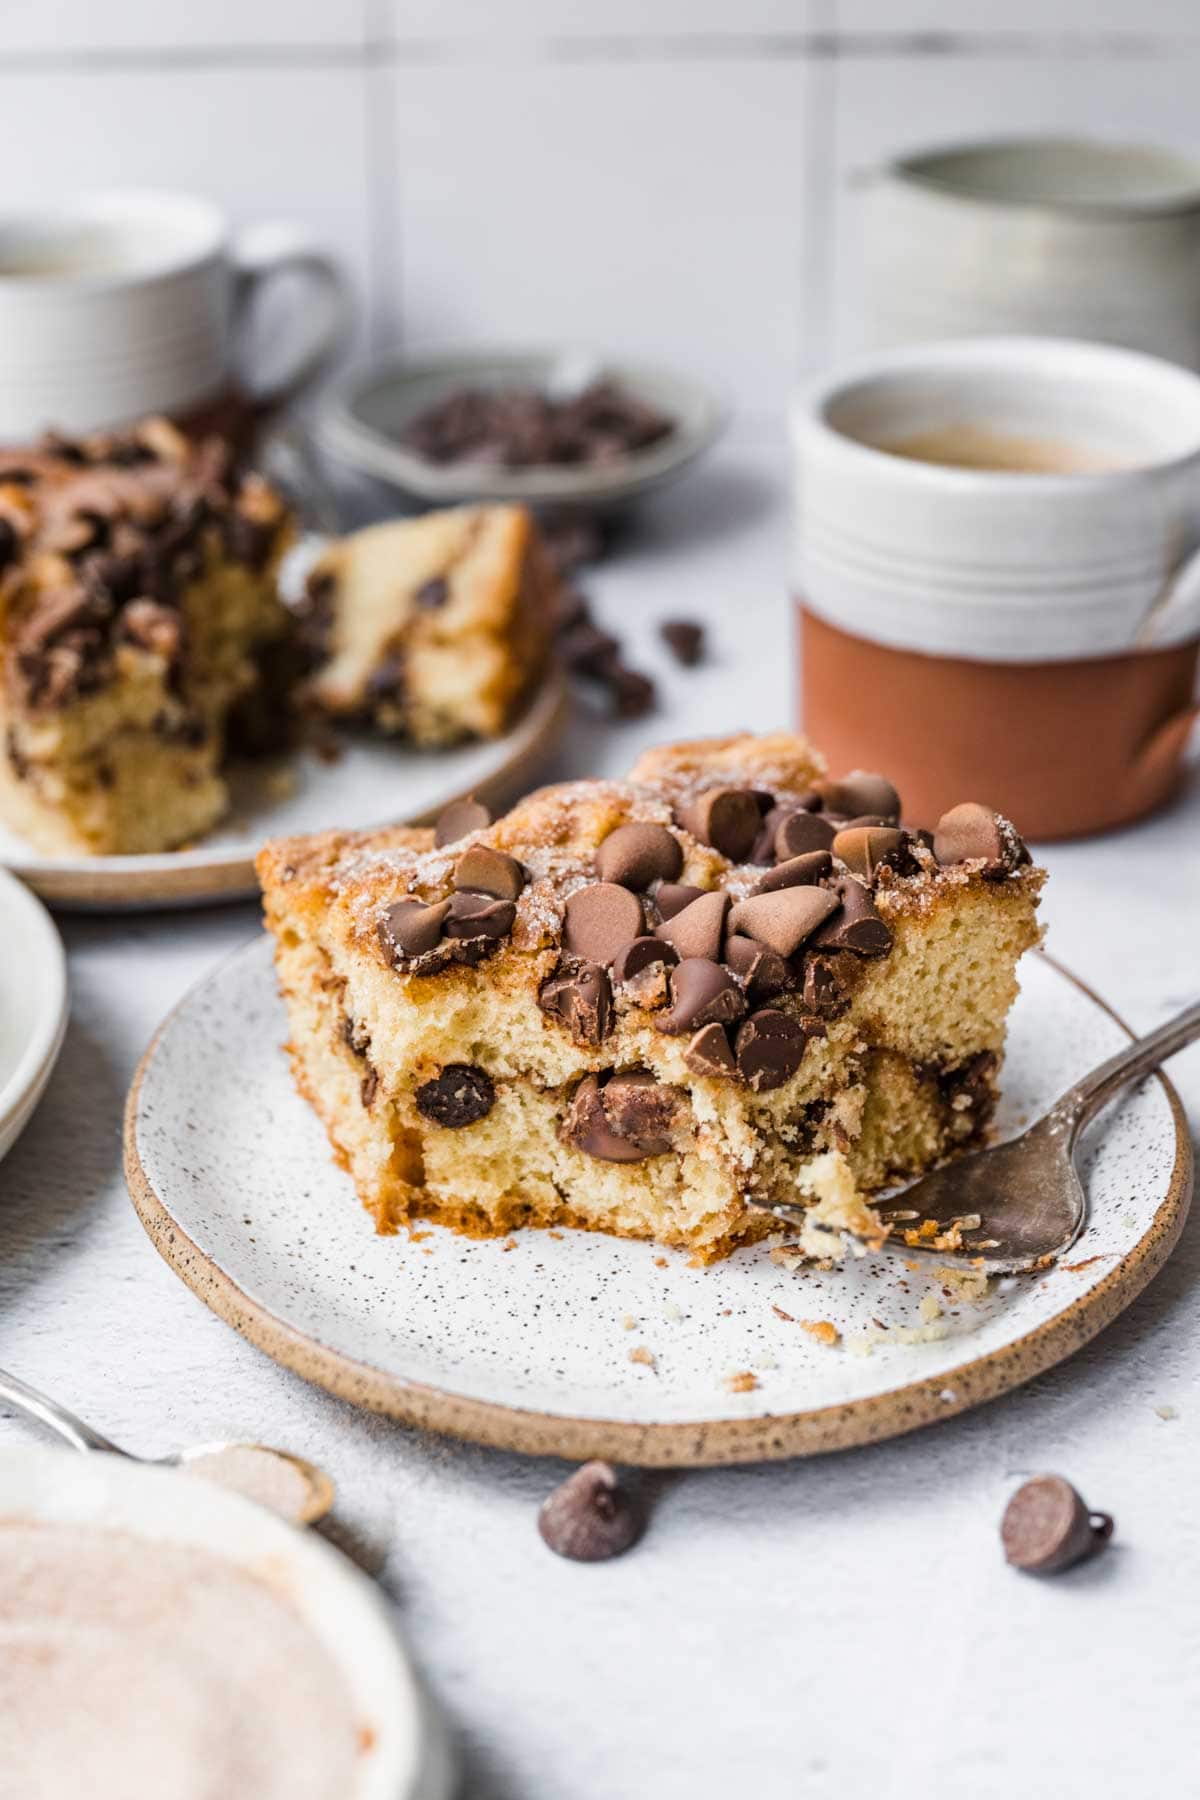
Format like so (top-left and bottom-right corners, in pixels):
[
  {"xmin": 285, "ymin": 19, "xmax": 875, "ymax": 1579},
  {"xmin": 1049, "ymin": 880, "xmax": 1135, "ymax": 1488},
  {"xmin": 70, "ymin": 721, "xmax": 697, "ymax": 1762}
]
[
  {"xmin": 0, "ymin": 1367, "xmax": 125, "ymax": 1455},
  {"xmin": 1051, "ymin": 998, "xmax": 1200, "ymax": 1139}
]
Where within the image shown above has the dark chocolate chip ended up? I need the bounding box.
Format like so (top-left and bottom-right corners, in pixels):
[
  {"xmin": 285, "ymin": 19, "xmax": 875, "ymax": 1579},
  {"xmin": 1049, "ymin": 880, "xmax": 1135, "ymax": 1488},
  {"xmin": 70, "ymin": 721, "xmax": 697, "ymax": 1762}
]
[
  {"xmin": 378, "ymin": 897, "xmax": 451, "ymax": 961},
  {"xmin": 934, "ymin": 802, "xmax": 1027, "ymax": 877},
  {"xmin": 723, "ymin": 933, "xmax": 791, "ymax": 999},
  {"xmin": 832, "ymin": 826, "xmax": 907, "ymax": 882},
  {"xmin": 802, "ymin": 957, "xmax": 849, "ymax": 1020},
  {"xmin": 434, "ymin": 796, "xmax": 491, "ymax": 847},
  {"xmin": 810, "ymin": 878, "xmax": 893, "ymax": 957},
  {"xmin": 654, "ymin": 889, "xmax": 729, "ymax": 962},
  {"xmin": 444, "ymin": 891, "xmax": 516, "ymax": 940},
  {"xmin": 752, "ymin": 850, "xmax": 832, "ymax": 895},
  {"xmin": 611, "ymin": 935, "xmax": 678, "ymax": 1009},
  {"xmin": 538, "ymin": 1460, "xmax": 646, "ymax": 1562},
  {"xmin": 678, "ymin": 786, "xmax": 762, "ymax": 863},
  {"xmin": 654, "ymin": 881, "xmax": 706, "ymax": 922},
  {"xmin": 561, "ymin": 1074, "xmax": 660, "ymax": 1163},
  {"xmin": 595, "ymin": 821, "xmax": 682, "ymax": 890},
  {"xmin": 602, "ymin": 1070, "xmax": 680, "ymax": 1152},
  {"xmin": 684, "ymin": 1022, "xmax": 738, "ymax": 1080},
  {"xmin": 414, "ymin": 574, "xmax": 449, "ymax": 609},
  {"xmin": 606, "ymin": 663, "xmax": 656, "ymax": 719},
  {"xmin": 1001, "ymin": 1475, "xmax": 1114, "ymax": 1575},
  {"xmin": 659, "ymin": 619, "xmax": 705, "ymax": 666},
  {"xmin": 773, "ymin": 808, "xmax": 837, "ymax": 861},
  {"xmin": 728, "ymin": 886, "xmax": 840, "ymax": 959},
  {"xmin": 539, "ymin": 964, "xmax": 613, "ymax": 1047},
  {"xmin": 559, "ymin": 622, "xmax": 621, "ymax": 674},
  {"xmin": 814, "ymin": 771, "xmax": 901, "ymax": 823},
  {"xmin": 657, "ymin": 958, "xmax": 747, "ymax": 1035},
  {"xmin": 563, "ymin": 883, "xmax": 645, "ymax": 966},
  {"xmin": 453, "ymin": 844, "xmax": 525, "ymax": 901},
  {"xmin": 734, "ymin": 1008, "xmax": 810, "ymax": 1092},
  {"xmin": 415, "ymin": 1063, "xmax": 496, "ymax": 1128},
  {"xmin": 0, "ymin": 516, "xmax": 18, "ymax": 572}
]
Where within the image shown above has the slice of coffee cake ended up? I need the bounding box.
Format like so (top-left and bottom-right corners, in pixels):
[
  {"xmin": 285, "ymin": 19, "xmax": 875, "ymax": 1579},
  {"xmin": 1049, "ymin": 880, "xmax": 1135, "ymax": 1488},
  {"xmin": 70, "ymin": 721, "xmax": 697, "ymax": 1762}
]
[
  {"xmin": 258, "ymin": 733, "xmax": 1042, "ymax": 1263},
  {"xmin": 0, "ymin": 419, "xmax": 292, "ymax": 855},
  {"xmin": 296, "ymin": 504, "xmax": 555, "ymax": 745}
]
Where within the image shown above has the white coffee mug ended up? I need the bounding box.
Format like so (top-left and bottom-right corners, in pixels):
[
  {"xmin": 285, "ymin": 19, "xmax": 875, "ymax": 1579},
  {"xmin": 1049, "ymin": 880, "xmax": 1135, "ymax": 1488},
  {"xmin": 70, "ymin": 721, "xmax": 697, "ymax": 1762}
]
[
  {"xmin": 0, "ymin": 189, "xmax": 350, "ymax": 439},
  {"xmin": 858, "ymin": 137, "xmax": 1200, "ymax": 370}
]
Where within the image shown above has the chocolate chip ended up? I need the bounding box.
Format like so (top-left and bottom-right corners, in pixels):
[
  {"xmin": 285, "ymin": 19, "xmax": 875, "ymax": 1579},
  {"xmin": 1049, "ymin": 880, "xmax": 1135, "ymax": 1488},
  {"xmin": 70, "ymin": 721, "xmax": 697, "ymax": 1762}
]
[
  {"xmin": 934, "ymin": 802, "xmax": 1027, "ymax": 876},
  {"xmin": 728, "ymin": 886, "xmax": 840, "ymax": 959},
  {"xmin": 414, "ymin": 574, "xmax": 449, "ymax": 609},
  {"xmin": 773, "ymin": 809, "xmax": 837, "ymax": 861},
  {"xmin": 540, "ymin": 513, "xmax": 605, "ymax": 574},
  {"xmin": 734, "ymin": 1008, "xmax": 810, "ymax": 1092},
  {"xmin": 378, "ymin": 898, "xmax": 451, "ymax": 961},
  {"xmin": 654, "ymin": 889, "xmax": 729, "ymax": 962},
  {"xmin": 595, "ymin": 821, "xmax": 682, "ymax": 890},
  {"xmin": 360, "ymin": 1067, "xmax": 379, "ymax": 1109},
  {"xmin": 561, "ymin": 1074, "xmax": 661, "ymax": 1163},
  {"xmin": 814, "ymin": 771, "xmax": 901, "ymax": 823},
  {"xmin": 654, "ymin": 882, "xmax": 706, "ymax": 921},
  {"xmin": 0, "ymin": 516, "xmax": 17, "ymax": 572},
  {"xmin": 659, "ymin": 619, "xmax": 705, "ymax": 666},
  {"xmin": 684, "ymin": 1022, "xmax": 738, "ymax": 1079},
  {"xmin": 444, "ymin": 891, "xmax": 516, "ymax": 939},
  {"xmin": 1001, "ymin": 1475, "xmax": 1114, "ymax": 1575},
  {"xmin": 453, "ymin": 844, "xmax": 526, "ymax": 901},
  {"xmin": 610, "ymin": 936, "xmax": 678, "ymax": 1010},
  {"xmin": 539, "ymin": 964, "xmax": 613, "ymax": 1046},
  {"xmin": 563, "ymin": 883, "xmax": 644, "ymax": 966},
  {"xmin": 810, "ymin": 878, "xmax": 893, "ymax": 957},
  {"xmin": 559, "ymin": 622, "xmax": 620, "ymax": 674},
  {"xmin": 538, "ymin": 1461, "xmax": 646, "ymax": 1562},
  {"xmin": 415, "ymin": 1063, "xmax": 496, "ymax": 1128},
  {"xmin": 752, "ymin": 850, "xmax": 833, "ymax": 895},
  {"xmin": 802, "ymin": 957, "xmax": 849, "ymax": 1020},
  {"xmin": 657, "ymin": 959, "xmax": 747, "ymax": 1035},
  {"xmin": 832, "ymin": 826, "xmax": 907, "ymax": 882},
  {"xmin": 602, "ymin": 1071, "xmax": 680, "ymax": 1151},
  {"xmin": 678, "ymin": 786, "xmax": 763, "ymax": 863},
  {"xmin": 606, "ymin": 663, "xmax": 656, "ymax": 719},
  {"xmin": 723, "ymin": 933, "xmax": 791, "ymax": 998},
  {"xmin": 434, "ymin": 796, "xmax": 490, "ymax": 847}
]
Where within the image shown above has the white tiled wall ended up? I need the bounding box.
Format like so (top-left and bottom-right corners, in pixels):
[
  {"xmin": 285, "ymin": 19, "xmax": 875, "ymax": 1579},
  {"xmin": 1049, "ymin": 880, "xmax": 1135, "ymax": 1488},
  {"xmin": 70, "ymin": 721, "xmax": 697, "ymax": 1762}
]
[{"xmin": 1, "ymin": 1, "xmax": 1199, "ymax": 421}]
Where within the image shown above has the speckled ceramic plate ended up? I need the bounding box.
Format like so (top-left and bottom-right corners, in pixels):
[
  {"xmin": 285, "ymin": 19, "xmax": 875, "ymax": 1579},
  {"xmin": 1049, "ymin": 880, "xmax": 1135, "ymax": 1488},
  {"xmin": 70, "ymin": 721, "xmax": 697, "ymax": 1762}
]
[
  {"xmin": 124, "ymin": 945, "xmax": 1191, "ymax": 1467},
  {"xmin": 0, "ymin": 669, "xmax": 566, "ymax": 910}
]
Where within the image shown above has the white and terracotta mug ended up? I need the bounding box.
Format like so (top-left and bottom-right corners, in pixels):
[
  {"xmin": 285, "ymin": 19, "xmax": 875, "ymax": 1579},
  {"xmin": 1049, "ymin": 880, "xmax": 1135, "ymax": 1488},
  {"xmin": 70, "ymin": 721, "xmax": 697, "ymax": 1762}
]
[
  {"xmin": 0, "ymin": 189, "xmax": 350, "ymax": 440},
  {"xmin": 793, "ymin": 336, "xmax": 1200, "ymax": 840}
]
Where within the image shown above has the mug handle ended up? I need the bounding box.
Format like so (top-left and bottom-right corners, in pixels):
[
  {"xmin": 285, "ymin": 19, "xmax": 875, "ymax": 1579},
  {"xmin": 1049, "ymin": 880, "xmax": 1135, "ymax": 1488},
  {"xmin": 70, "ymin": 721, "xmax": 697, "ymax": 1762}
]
[
  {"xmin": 1136, "ymin": 538, "xmax": 1200, "ymax": 648},
  {"xmin": 229, "ymin": 221, "xmax": 351, "ymax": 411}
]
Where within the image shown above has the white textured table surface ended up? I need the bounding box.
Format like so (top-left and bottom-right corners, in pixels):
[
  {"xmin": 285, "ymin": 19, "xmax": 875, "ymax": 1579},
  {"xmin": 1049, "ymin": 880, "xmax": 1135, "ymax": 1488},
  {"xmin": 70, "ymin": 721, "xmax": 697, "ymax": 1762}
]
[{"xmin": 2, "ymin": 433, "xmax": 1198, "ymax": 1800}]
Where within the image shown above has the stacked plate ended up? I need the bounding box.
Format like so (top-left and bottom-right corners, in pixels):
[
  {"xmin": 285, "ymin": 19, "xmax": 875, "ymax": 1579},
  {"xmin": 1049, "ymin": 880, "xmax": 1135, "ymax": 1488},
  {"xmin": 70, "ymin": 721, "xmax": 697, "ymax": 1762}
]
[{"xmin": 0, "ymin": 866, "xmax": 67, "ymax": 1163}]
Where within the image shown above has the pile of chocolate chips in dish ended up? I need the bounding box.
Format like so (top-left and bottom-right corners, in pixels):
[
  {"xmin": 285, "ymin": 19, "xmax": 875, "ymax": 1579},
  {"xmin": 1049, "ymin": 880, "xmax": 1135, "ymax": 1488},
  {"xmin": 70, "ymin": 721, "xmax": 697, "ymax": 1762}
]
[
  {"xmin": 400, "ymin": 378, "xmax": 675, "ymax": 470},
  {"xmin": 540, "ymin": 512, "xmax": 706, "ymax": 721}
]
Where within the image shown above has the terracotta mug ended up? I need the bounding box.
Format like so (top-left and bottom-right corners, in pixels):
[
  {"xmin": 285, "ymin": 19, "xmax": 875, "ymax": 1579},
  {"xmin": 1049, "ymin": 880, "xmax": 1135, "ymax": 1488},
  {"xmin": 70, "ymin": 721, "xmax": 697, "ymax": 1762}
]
[{"xmin": 792, "ymin": 337, "xmax": 1200, "ymax": 839}]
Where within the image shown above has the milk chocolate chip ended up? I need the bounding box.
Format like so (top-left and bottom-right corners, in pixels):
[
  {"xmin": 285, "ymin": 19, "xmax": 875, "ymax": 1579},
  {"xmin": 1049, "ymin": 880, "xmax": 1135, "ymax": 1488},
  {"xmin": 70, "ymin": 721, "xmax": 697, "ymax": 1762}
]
[
  {"xmin": 814, "ymin": 771, "xmax": 901, "ymax": 823},
  {"xmin": 611, "ymin": 936, "xmax": 678, "ymax": 1007},
  {"xmin": 563, "ymin": 883, "xmax": 644, "ymax": 965},
  {"xmin": 453, "ymin": 844, "xmax": 526, "ymax": 901},
  {"xmin": 934, "ymin": 802, "xmax": 1027, "ymax": 876},
  {"xmin": 378, "ymin": 897, "xmax": 451, "ymax": 961},
  {"xmin": 773, "ymin": 808, "xmax": 836, "ymax": 861},
  {"xmin": 434, "ymin": 796, "xmax": 490, "ymax": 847},
  {"xmin": 538, "ymin": 1461, "xmax": 646, "ymax": 1562},
  {"xmin": 1001, "ymin": 1475, "xmax": 1114, "ymax": 1575},
  {"xmin": 415, "ymin": 1063, "xmax": 495, "ymax": 1127},
  {"xmin": 654, "ymin": 881, "xmax": 706, "ymax": 921},
  {"xmin": 722, "ymin": 933, "xmax": 791, "ymax": 999},
  {"xmin": 595, "ymin": 821, "xmax": 682, "ymax": 890},
  {"xmin": 602, "ymin": 1071, "xmax": 681, "ymax": 1151},
  {"xmin": 562, "ymin": 1074, "xmax": 666, "ymax": 1163},
  {"xmin": 728, "ymin": 886, "xmax": 840, "ymax": 959},
  {"xmin": 657, "ymin": 959, "xmax": 747, "ymax": 1035},
  {"xmin": 539, "ymin": 964, "xmax": 613, "ymax": 1046},
  {"xmin": 802, "ymin": 957, "xmax": 849, "ymax": 1020},
  {"xmin": 678, "ymin": 787, "xmax": 762, "ymax": 862},
  {"xmin": 444, "ymin": 891, "xmax": 516, "ymax": 939},
  {"xmin": 654, "ymin": 889, "xmax": 729, "ymax": 962},
  {"xmin": 752, "ymin": 850, "xmax": 833, "ymax": 895},
  {"xmin": 684, "ymin": 1022, "xmax": 738, "ymax": 1079},
  {"xmin": 831, "ymin": 826, "xmax": 906, "ymax": 882},
  {"xmin": 734, "ymin": 1008, "xmax": 810, "ymax": 1092},
  {"xmin": 810, "ymin": 879, "xmax": 892, "ymax": 957}
]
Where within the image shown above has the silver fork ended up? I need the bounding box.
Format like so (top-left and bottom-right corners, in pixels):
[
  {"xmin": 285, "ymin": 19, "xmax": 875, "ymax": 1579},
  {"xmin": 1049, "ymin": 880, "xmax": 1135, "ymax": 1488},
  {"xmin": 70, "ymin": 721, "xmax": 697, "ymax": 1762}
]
[{"xmin": 750, "ymin": 998, "xmax": 1200, "ymax": 1275}]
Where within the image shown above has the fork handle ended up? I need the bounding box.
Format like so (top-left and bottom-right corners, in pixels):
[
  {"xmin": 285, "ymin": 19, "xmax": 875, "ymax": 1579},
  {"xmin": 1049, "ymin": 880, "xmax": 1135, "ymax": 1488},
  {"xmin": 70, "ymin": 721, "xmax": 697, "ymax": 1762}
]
[
  {"xmin": 1050, "ymin": 998, "xmax": 1200, "ymax": 1140},
  {"xmin": 0, "ymin": 1367, "xmax": 124, "ymax": 1455}
]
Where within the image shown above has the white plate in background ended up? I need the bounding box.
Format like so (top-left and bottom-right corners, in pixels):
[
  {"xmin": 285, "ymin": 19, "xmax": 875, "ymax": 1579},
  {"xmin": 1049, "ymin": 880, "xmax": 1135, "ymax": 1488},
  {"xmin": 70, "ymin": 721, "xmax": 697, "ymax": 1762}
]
[{"xmin": 0, "ymin": 866, "xmax": 67, "ymax": 1164}]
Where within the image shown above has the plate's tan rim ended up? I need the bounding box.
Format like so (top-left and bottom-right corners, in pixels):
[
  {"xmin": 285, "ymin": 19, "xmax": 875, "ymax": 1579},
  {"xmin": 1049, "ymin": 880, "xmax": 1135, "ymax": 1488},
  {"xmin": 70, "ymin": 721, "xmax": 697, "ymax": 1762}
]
[
  {"xmin": 6, "ymin": 670, "xmax": 568, "ymax": 910},
  {"xmin": 123, "ymin": 951, "xmax": 1193, "ymax": 1468}
]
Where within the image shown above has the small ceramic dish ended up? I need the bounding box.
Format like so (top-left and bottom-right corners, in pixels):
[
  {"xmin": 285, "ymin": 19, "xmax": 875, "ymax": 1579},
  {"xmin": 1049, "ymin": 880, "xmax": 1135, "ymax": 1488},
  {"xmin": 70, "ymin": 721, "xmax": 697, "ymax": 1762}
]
[
  {"xmin": 0, "ymin": 866, "xmax": 67, "ymax": 1164},
  {"xmin": 316, "ymin": 347, "xmax": 726, "ymax": 508},
  {"xmin": 0, "ymin": 1445, "xmax": 454, "ymax": 1800}
]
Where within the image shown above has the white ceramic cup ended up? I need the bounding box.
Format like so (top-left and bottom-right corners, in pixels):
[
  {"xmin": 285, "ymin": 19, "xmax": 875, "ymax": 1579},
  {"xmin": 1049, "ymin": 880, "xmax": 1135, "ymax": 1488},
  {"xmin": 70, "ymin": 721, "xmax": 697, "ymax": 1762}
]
[
  {"xmin": 0, "ymin": 189, "xmax": 350, "ymax": 438},
  {"xmin": 792, "ymin": 336, "xmax": 1200, "ymax": 837},
  {"xmin": 859, "ymin": 137, "xmax": 1200, "ymax": 369}
]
